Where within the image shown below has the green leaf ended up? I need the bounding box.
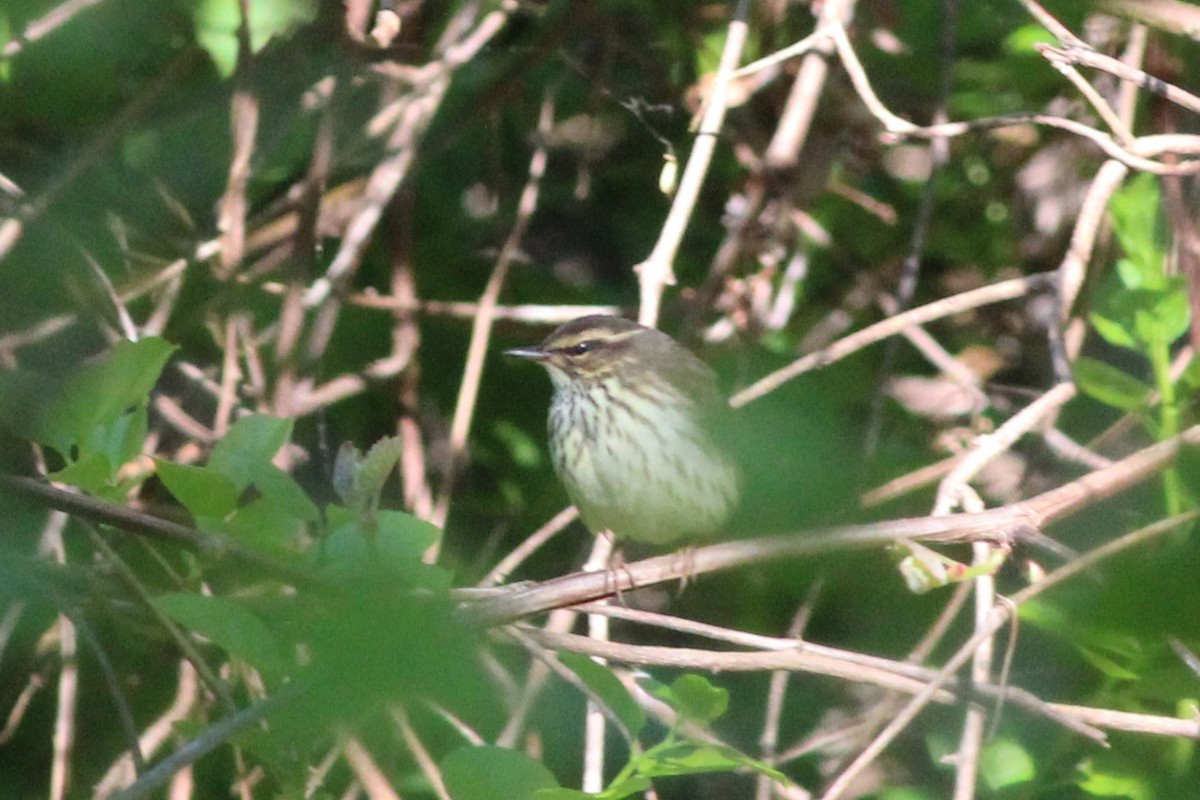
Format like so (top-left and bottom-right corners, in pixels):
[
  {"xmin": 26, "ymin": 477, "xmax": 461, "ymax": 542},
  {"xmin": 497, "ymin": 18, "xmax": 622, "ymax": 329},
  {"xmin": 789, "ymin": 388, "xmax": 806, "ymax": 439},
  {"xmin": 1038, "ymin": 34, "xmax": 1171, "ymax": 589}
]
[
  {"xmin": 220, "ymin": 496, "xmax": 305, "ymax": 554},
  {"xmin": 1021, "ymin": 602, "xmax": 1144, "ymax": 680},
  {"xmin": 1077, "ymin": 758, "xmax": 1151, "ymax": 800},
  {"xmin": 209, "ymin": 414, "xmax": 294, "ymax": 489},
  {"xmin": 1115, "ymin": 258, "xmax": 1149, "ymax": 291},
  {"xmin": 1152, "ymin": 286, "xmax": 1190, "ymax": 344},
  {"xmin": 1090, "ymin": 312, "xmax": 1138, "ymax": 350},
  {"xmin": 194, "ymin": 0, "xmax": 318, "ymax": 76},
  {"xmin": 357, "ymin": 436, "xmax": 402, "ymax": 496},
  {"xmin": 336, "ymin": 436, "xmax": 404, "ymax": 521},
  {"xmin": 155, "ymin": 460, "xmax": 240, "ymax": 520},
  {"xmin": 1075, "ymin": 645, "xmax": 1142, "ymax": 681},
  {"xmin": 637, "ymin": 740, "xmax": 790, "ymax": 784},
  {"xmin": 593, "ymin": 776, "xmax": 653, "ymax": 799},
  {"xmin": 317, "ymin": 510, "xmax": 444, "ymax": 588},
  {"xmin": 1072, "ymin": 358, "xmax": 1151, "ymax": 412},
  {"xmin": 89, "ymin": 406, "xmax": 148, "ymax": 479},
  {"xmin": 877, "ymin": 790, "xmax": 938, "ymax": 800},
  {"xmin": 246, "ymin": 464, "xmax": 319, "ymax": 522},
  {"xmin": 1091, "ymin": 272, "xmax": 1188, "ymax": 353},
  {"xmin": 152, "ymin": 592, "xmax": 286, "ymax": 677},
  {"xmin": 198, "ymin": 415, "xmax": 317, "ymax": 527},
  {"xmin": 49, "ymin": 452, "xmax": 113, "ymax": 494},
  {"xmin": 647, "ymin": 743, "xmax": 742, "ymax": 775},
  {"xmin": 695, "ymin": 29, "xmax": 726, "ymax": 77},
  {"xmin": 559, "ymin": 651, "xmax": 646, "ymax": 736},
  {"xmin": 536, "ymin": 781, "xmax": 654, "ymax": 800},
  {"xmin": 1004, "ymin": 24, "xmax": 1056, "ymax": 54},
  {"xmin": 533, "ymin": 790, "xmax": 593, "ymax": 800},
  {"xmin": 441, "ymin": 746, "xmax": 558, "ymax": 800},
  {"xmin": 660, "ymin": 674, "xmax": 728, "ymax": 725},
  {"xmin": 0, "ymin": 338, "xmax": 174, "ymax": 460},
  {"xmin": 62, "ymin": 338, "xmax": 175, "ymax": 445},
  {"xmin": 1109, "ymin": 173, "xmax": 1163, "ymax": 282},
  {"xmin": 980, "ymin": 738, "xmax": 1035, "ymax": 790}
]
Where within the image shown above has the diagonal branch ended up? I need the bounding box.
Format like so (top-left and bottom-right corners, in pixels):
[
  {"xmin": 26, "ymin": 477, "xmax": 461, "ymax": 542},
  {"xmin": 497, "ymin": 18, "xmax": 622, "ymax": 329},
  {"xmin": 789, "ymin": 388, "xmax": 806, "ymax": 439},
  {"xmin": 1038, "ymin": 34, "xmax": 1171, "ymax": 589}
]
[{"xmin": 466, "ymin": 425, "xmax": 1200, "ymax": 626}]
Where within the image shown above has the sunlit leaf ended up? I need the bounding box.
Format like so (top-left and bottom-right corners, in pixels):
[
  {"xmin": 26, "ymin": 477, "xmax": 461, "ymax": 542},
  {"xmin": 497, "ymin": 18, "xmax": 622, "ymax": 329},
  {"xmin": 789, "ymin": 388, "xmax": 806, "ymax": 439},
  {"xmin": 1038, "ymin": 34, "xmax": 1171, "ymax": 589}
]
[
  {"xmin": 194, "ymin": 0, "xmax": 318, "ymax": 76},
  {"xmin": 1073, "ymin": 358, "xmax": 1151, "ymax": 412},
  {"xmin": 1077, "ymin": 759, "xmax": 1152, "ymax": 800},
  {"xmin": 1004, "ymin": 24, "xmax": 1056, "ymax": 54},
  {"xmin": 1090, "ymin": 312, "xmax": 1139, "ymax": 350},
  {"xmin": 155, "ymin": 460, "xmax": 240, "ymax": 520},
  {"xmin": 49, "ymin": 452, "xmax": 112, "ymax": 494},
  {"xmin": 1109, "ymin": 173, "xmax": 1164, "ymax": 282},
  {"xmin": 661, "ymin": 674, "xmax": 729, "ymax": 725},
  {"xmin": 980, "ymin": 738, "xmax": 1036, "ymax": 789}
]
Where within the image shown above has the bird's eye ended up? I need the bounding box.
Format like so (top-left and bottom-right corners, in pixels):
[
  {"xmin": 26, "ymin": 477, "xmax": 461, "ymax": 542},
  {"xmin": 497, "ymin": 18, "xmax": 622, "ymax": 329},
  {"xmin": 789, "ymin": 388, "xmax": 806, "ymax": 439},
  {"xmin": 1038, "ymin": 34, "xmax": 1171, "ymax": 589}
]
[{"xmin": 567, "ymin": 341, "xmax": 594, "ymax": 356}]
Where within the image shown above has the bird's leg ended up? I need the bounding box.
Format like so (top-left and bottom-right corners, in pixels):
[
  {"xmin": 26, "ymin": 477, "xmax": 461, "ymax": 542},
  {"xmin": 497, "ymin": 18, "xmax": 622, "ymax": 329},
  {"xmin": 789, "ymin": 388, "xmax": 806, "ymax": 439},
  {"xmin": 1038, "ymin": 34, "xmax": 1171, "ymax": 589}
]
[
  {"xmin": 584, "ymin": 530, "xmax": 629, "ymax": 604},
  {"xmin": 672, "ymin": 544, "xmax": 698, "ymax": 596},
  {"xmin": 604, "ymin": 537, "xmax": 635, "ymax": 605}
]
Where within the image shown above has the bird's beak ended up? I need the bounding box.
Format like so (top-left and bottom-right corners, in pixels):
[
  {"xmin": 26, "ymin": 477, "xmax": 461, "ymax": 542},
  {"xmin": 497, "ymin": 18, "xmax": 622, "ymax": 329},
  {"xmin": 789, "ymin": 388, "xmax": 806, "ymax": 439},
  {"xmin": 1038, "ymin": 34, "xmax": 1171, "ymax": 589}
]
[{"xmin": 504, "ymin": 346, "xmax": 548, "ymax": 361}]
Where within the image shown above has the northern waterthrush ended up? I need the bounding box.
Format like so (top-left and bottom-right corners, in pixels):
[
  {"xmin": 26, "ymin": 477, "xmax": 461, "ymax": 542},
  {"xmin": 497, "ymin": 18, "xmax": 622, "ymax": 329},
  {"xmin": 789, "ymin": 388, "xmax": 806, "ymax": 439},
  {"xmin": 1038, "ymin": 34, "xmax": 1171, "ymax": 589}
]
[{"xmin": 506, "ymin": 315, "xmax": 741, "ymax": 545}]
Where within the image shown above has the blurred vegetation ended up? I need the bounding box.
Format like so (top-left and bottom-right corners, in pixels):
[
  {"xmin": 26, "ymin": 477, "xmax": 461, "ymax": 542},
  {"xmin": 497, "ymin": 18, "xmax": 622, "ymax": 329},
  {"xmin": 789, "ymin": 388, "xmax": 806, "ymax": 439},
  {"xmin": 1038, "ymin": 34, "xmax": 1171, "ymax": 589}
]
[{"xmin": 0, "ymin": 0, "xmax": 1198, "ymax": 798}]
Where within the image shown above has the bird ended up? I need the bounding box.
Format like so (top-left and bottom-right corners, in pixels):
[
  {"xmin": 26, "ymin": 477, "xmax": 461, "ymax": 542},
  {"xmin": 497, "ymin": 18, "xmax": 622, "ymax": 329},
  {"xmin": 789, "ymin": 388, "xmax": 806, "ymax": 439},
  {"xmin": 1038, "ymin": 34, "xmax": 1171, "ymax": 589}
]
[{"xmin": 505, "ymin": 315, "xmax": 741, "ymax": 545}]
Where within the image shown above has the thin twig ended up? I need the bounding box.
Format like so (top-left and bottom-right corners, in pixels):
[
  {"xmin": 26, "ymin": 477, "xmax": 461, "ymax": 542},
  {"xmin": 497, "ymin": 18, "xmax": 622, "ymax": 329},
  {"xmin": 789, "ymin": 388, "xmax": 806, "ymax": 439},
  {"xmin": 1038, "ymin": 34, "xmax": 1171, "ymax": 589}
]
[
  {"xmin": 302, "ymin": 3, "xmax": 514, "ymax": 309},
  {"xmin": 582, "ymin": 533, "xmax": 613, "ymax": 793},
  {"xmin": 86, "ymin": 527, "xmax": 238, "ymax": 714},
  {"xmin": 517, "ymin": 624, "xmax": 1103, "ymax": 741},
  {"xmin": 465, "ymin": 424, "xmax": 1200, "ymax": 626},
  {"xmin": 391, "ymin": 708, "xmax": 451, "ymax": 800},
  {"xmin": 1039, "ymin": 43, "xmax": 1200, "ymax": 118},
  {"xmin": 340, "ymin": 292, "xmax": 623, "ymax": 323},
  {"xmin": 94, "ymin": 661, "xmax": 199, "ymax": 799},
  {"xmin": 480, "ymin": 505, "xmax": 580, "ymax": 587},
  {"xmin": 213, "ymin": 0, "xmax": 260, "ymax": 281},
  {"xmin": 866, "ymin": 0, "xmax": 955, "ymax": 456},
  {"xmin": 1040, "ymin": 48, "xmax": 1133, "ymax": 144},
  {"xmin": 1057, "ymin": 160, "xmax": 1129, "ymax": 325},
  {"xmin": 731, "ymin": 273, "xmax": 1054, "ymax": 407},
  {"xmin": 494, "ymin": 606, "xmax": 581, "ymax": 748},
  {"xmin": 1, "ymin": 0, "xmax": 108, "ymax": 58},
  {"xmin": 635, "ymin": 0, "xmax": 753, "ymax": 327},
  {"xmin": 763, "ymin": 0, "xmax": 857, "ymax": 170},
  {"xmin": 44, "ymin": 513, "xmax": 75, "ymax": 800},
  {"xmin": 824, "ymin": 20, "xmax": 1200, "ymax": 176},
  {"xmin": 342, "ymin": 737, "xmax": 402, "ymax": 800},
  {"xmin": 111, "ymin": 689, "xmax": 292, "ymax": 800},
  {"xmin": 819, "ymin": 509, "xmax": 1199, "ymax": 799},
  {"xmin": 948, "ymin": 542, "xmax": 994, "ymax": 800},
  {"xmin": 933, "ymin": 382, "xmax": 1077, "ymax": 515},
  {"xmin": 505, "ymin": 625, "xmax": 635, "ymax": 747},
  {"xmin": 430, "ymin": 87, "xmax": 557, "ymax": 540},
  {"xmin": 733, "ymin": 30, "xmax": 825, "ymax": 79},
  {"xmin": 69, "ymin": 614, "xmax": 146, "ymax": 774},
  {"xmin": 1, "ymin": 475, "xmax": 322, "ymax": 588},
  {"xmin": 0, "ymin": 672, "xmax": 45, "ymax": 746},
  {"xmin": 756, "ymin": 593, "xmax": 819, "ymax": 800}
]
